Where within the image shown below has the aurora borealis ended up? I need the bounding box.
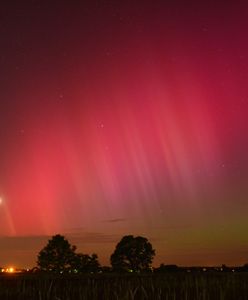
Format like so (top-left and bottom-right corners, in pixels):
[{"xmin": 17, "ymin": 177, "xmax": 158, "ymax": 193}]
[{"xmin": 0, "ymin": 1, "xmax": 248, "ymax": 268}]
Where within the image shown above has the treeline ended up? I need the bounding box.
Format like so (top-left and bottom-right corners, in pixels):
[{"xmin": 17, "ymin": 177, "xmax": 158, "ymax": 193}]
[
  {"xmin": 34, "ymin": 234, "xmax": 248, "ymax": 274},
  {"xmin": 36, "ymin": 234, "xmax": 155, "ymax": 273}
]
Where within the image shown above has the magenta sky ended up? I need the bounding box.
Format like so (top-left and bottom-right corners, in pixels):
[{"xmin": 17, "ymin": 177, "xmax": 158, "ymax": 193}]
[{"xmin": 0, "ymin": 1, "xmax": 248, "ymax": 268}]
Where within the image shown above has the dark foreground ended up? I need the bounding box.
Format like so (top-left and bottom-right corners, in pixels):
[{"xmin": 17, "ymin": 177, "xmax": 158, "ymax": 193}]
[{"xmin": 0, "ymin": 272, "xmax": 248, "ymax": 300}]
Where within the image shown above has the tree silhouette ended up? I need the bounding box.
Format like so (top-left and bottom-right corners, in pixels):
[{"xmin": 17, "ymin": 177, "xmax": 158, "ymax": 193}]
[
  {"xmin": 110, "ymin": 235, "xmax": 155, "ymax": 272},
  {"xmin": 72, "ymin": 253, "xmax": 100, "ymax": 273},
  {"xmin": 37, "ymin": 234, "xmax": 77, "ymax": 273}
]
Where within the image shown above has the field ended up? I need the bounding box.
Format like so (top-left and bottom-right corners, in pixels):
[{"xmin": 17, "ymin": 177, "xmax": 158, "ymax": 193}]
[{"xmin": 0, "ymin": 272, "xmax": 248, "ymax": 300}]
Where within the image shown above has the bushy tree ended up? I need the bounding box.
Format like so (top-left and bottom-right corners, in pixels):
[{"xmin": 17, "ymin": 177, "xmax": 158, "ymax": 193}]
[
  {"xmin": 37, "ymin": 234, "xmax": 77, "ymax": 273},
  {"xmin": 72, "ymin": 253, "xmax": 100, "ymax": 273},
  {"xmin": 37, "ymin": 234, "xmax": 101, "ymax": 273},
  {"xmin": 110, "ymin": 235, "xmax": 155, "ymax": 272}
]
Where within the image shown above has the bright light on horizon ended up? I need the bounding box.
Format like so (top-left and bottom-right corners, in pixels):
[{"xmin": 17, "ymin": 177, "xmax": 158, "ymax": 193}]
[{"xmin": 4, "ymin": 267, "xmax": 15, "ymax": 273}]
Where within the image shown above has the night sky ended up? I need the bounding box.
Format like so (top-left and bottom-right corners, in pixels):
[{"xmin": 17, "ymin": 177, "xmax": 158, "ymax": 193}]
[{"xmin": 1, "ymin": 1, "xmax": 248, "ymax": 268}]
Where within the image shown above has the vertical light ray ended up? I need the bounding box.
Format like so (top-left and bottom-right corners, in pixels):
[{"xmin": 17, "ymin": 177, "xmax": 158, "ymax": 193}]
[{"xmin": 0, "ymin": 199, "xmax": 16, "ymax": 235}]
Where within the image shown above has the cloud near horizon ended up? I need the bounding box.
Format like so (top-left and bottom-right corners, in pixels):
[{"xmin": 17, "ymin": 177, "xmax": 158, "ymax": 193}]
[{"xmin": 102, "ymin": 218, "xmax": 127, "ymax": 223}]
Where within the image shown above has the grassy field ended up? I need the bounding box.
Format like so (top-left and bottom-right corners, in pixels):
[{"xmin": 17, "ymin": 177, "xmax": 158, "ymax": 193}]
[{"xmin": 0, "ymin": 272, "xmax": 248, "ymax": 300}]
